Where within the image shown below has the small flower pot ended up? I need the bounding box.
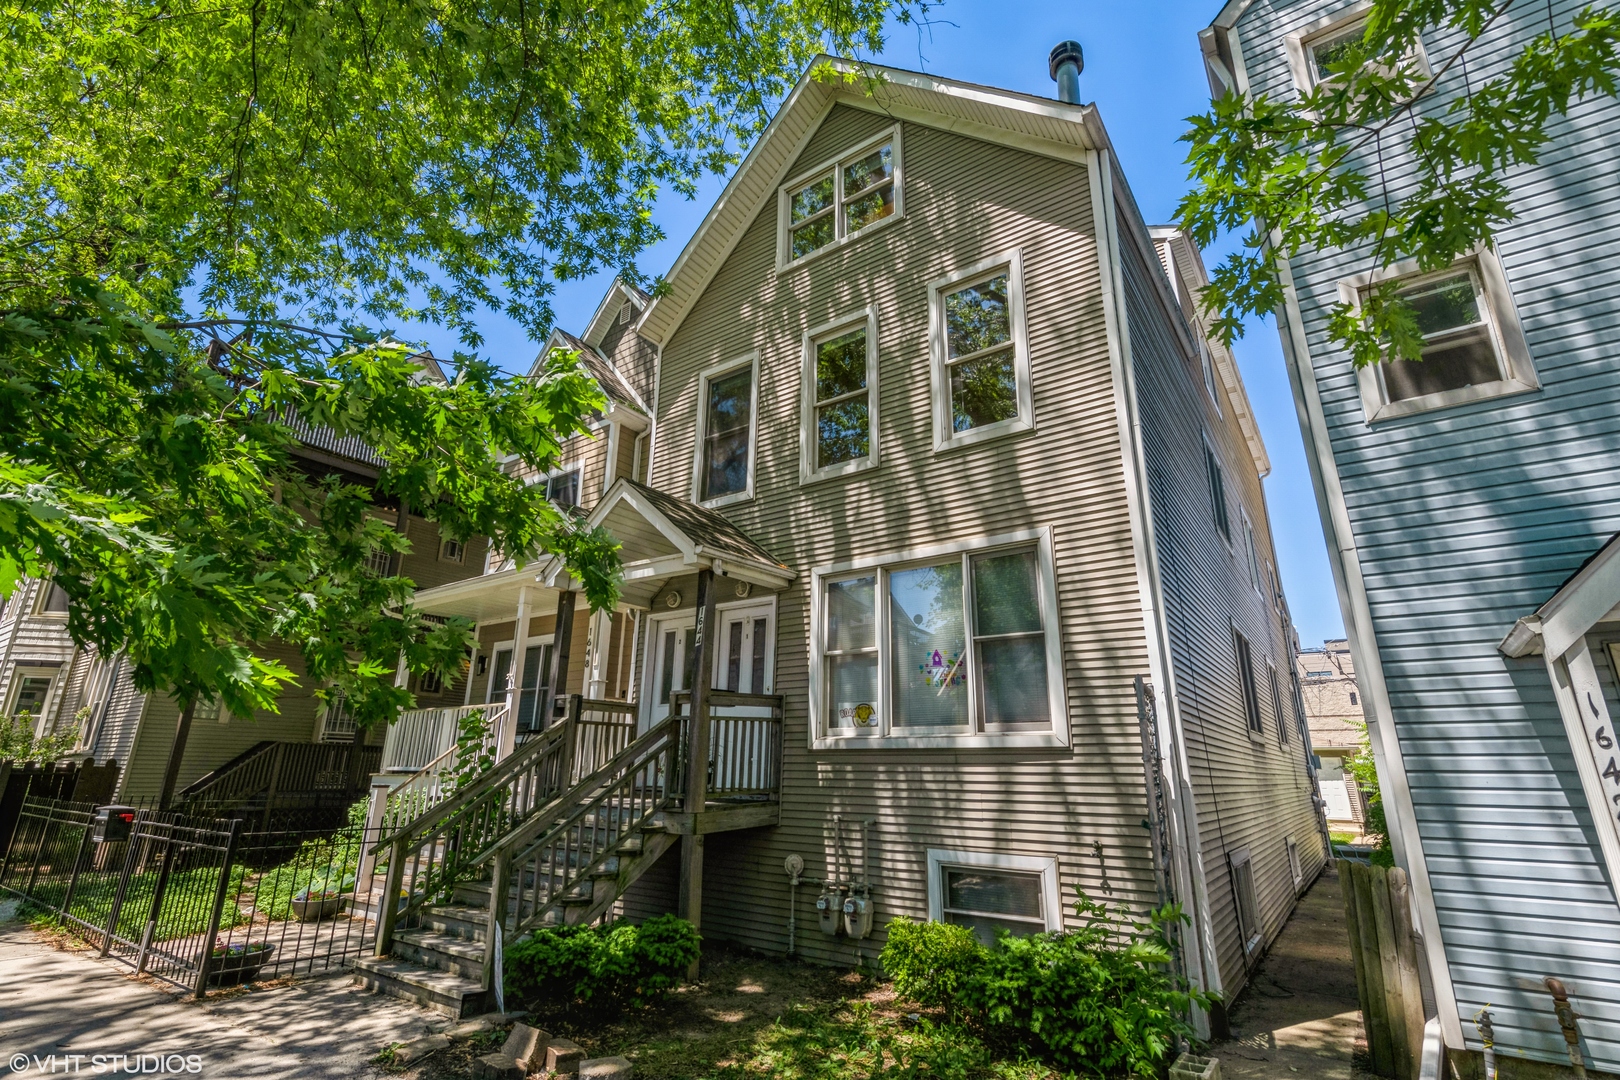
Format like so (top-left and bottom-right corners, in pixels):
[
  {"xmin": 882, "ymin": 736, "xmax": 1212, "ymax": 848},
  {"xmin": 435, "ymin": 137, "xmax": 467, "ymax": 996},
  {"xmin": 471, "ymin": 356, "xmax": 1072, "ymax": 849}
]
[
  {"xmin": 206, "ymin": 943, "xmax": 275, "ymax": 987},
  {"xmin": 291, "ymin": 894, "xmax": 347, "ymax": 922}
]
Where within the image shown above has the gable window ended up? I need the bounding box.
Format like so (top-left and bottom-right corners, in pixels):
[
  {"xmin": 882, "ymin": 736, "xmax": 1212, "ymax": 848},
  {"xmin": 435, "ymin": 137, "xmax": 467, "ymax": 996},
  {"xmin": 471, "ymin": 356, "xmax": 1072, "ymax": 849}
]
[
  {"xmin": 1285, "ymin": 7, "xmax": 1431, "ymax": 94},
  {"xmin": 1307, "ymin": 19, "xmax": 1367, "ymax": 83},
  {"xmin": 811, "ymin": 530, "xmax": 1067, "ymax": 749},
  {"xmin": 928, "ymin": 251, "xmax": 1034, "ymax": 451},
  {"xmin": 927, "ymin": 849, "xmax": 1062, "ymax": 945},
  {"xmin": 693, "ymin": 355, "xmax": 758, "ymax": 506},
  {"xmin": 1234, "ymin": 629, "xmax": 1263, "ymax": 736},
  {"xmin": 1205, "ymin": 443, "xmax": 1231, "ymax": 541},
  {"xmin": 545, "ymin": 467, "xmax": 582, "ymax": 510},
  {"xmin": 1229, "ymin": 847, "xmax": 1263, "ymax": 954},
  {"xmin": 779, "ymin": 128, "xmax": 901, "ymax": 268},
  {"xmin": 1343, "ymin": 250, "xmax": 1537, "ymax": 421},
  {"xmin": 801, "ymin": 310, "xmax": 879, "ymax": 482}
]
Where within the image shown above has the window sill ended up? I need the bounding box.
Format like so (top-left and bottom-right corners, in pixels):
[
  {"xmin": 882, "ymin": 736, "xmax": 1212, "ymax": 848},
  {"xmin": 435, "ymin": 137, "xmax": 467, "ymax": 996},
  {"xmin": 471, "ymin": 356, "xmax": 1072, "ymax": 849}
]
[
  {"xmin": 1361, "ymin": 375, "xmax": 1540, "ymax": 424},
  {"xmin": 812, "ymin": 729, "xmax": 1070, "ymax": 751},
  {"xmin": 696, "ymin": 490, "xmax": 755, "ymax": 511},
  {"xmin": 777, "ymin": 212, "xmax": 906, "ymax": 276},
  {"xmin": 933, "ymin": 417, "xmax": 1035, "ymax": 455},
  {"xmin": 801, "ymin": 456, "xmax": 879, "ymax": 487}
]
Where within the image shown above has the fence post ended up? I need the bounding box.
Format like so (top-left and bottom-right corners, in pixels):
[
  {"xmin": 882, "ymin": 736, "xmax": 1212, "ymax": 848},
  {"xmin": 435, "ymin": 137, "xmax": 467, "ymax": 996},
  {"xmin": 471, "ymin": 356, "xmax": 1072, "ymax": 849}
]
[
  {"xmin": 135, "ymin": 824, "xmax": 178, "ymax": 975},
  {"xmin": 482, "ymin": 849, "xmax": 510, "ymax": 992},
  {"xmin": 1368, "ymin": 866, "xmax": 1413, "ymax": 1080},
  {"xmin": 101, "ymin": 818, "xmax": 143, "ymax": 956},
  {"xmin": 1348, "ymin": 863, "xmax": 1396, "ymax": 1077},
  {"xmin": 376, "ymin": 837, "xmax": 406, "ymax": 956},
  {"xmin": 260, "ymin": 744, "xmax": 287, "ymax": 831},
  {"xmin": 1387, "ymin": 868, "xmax": 1428, "ymax": 1079},
  {"xmin": 58, "ymin": 818, "xmax": 96, "ymax": 922},
  {"xmin": 20, "ymin": 806, "xmax": 48, "ymax": 900},
  {"xmin": 193, "ymin": 818, "xmax": 244, "ymax": 998}
]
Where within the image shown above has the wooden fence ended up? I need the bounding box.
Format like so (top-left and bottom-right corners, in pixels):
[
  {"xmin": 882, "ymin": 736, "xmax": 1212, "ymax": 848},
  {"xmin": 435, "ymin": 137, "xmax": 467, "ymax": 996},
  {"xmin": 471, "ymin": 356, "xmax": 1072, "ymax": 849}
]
[{"xmin": 1342, "ymin": 861, "xmax": 1428, "ymax": 1080}]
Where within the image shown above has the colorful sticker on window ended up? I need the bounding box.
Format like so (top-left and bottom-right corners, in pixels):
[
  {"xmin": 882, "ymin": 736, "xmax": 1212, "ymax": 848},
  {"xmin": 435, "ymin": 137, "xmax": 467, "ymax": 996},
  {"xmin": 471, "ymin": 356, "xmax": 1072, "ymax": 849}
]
[
  {"xmin": 838, "ymin": 702, "xmax": 878, "ymax": 727},
  {"xmin": 920, "ymin": 650, "xmax": 965, "ymax": 689}
]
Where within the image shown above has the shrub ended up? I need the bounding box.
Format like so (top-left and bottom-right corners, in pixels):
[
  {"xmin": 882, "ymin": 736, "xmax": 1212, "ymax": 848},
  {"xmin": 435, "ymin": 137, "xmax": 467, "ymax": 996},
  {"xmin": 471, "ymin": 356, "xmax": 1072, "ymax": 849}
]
[
  {"xmin": 880, "ymin": 917, "xmax": 984, "ymax": 1009},
  {"xmin": 882, "ymin": 890, "xmax": 1216, "ymax": 1080},
  {"xmin": 505, "ymin": 914, "xmax": 701, "ymax": 1017}
]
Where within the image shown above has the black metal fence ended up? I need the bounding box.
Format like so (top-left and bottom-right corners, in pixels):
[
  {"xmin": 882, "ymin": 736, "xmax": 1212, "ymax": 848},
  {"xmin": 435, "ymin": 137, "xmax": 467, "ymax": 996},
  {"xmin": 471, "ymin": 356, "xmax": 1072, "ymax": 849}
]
[{"xmin": 0, "ymin": 797, "xmax": 382, "ymax": 995}]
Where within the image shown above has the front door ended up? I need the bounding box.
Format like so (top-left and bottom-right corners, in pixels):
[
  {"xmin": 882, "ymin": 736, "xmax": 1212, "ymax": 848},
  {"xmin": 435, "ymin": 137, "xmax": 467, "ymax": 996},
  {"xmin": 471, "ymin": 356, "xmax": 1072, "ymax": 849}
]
[
  {"xmin": 714, "ymin": 601, "xmax": 775, "ymax": 695},
  {"xmin": 488, "ymin": 640, "xmax": 555, "ymax": 732},
  {"xmin": 644, "ymin": 614, "xmax": 696, "ymax": 727}
]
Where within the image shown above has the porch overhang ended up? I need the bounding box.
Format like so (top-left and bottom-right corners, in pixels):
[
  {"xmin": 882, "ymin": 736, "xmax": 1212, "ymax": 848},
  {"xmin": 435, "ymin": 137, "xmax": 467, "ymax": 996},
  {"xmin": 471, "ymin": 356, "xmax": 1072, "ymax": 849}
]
[
  {"xmin": 410, "ymin": 566, "xmax": 568, "ymax": 624},
  {"xmin": 1499, "ymin": 531, "xmax": 1620, "ymax": 658}
]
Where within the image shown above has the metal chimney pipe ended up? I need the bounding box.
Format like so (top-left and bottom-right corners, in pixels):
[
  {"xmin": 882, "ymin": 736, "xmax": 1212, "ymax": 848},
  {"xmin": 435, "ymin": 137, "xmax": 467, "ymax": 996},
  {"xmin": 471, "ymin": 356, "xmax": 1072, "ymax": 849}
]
[{"xmin": 1049, "ymin": 40, "xmax": 1084, "ymax": 104}]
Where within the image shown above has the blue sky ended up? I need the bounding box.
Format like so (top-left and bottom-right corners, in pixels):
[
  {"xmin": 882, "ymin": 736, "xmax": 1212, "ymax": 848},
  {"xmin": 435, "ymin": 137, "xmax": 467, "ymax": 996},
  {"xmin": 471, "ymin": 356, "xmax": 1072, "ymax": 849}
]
[{"xmin": 403, "ymin": 1, "xmax": 1348, "ymax": 648}]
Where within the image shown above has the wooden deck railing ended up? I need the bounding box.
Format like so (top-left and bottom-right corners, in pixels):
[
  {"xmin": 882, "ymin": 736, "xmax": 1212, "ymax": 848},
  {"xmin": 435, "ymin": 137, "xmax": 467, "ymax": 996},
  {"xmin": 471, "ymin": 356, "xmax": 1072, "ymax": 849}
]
[
  {"xmin": 670, "ymin": 690, "xmax": 784, "ymax": 802},
  {"xmin": 384, "ymin": 703, "xmax": 501, "ymax": 773}
]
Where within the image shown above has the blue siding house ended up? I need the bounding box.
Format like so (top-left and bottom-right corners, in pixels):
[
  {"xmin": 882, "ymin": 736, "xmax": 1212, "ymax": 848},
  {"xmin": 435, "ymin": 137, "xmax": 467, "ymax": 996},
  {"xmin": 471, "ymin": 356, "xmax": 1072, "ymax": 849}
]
[{"xmin": 1200, "ymin": 0, "xmax": 1620, "ymax": 1072}]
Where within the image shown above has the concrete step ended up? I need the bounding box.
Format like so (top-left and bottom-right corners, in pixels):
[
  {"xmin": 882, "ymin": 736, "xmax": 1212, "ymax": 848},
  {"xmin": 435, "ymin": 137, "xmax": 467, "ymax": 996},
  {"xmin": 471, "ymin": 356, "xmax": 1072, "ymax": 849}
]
[
  {"xmin": 393, "ymin": 929, "xmax": 488, "ymax": 980},
  {"xmin": 354, "ymin": 955, "xmax": 491, "ymax": 1019},
  {"xmin": 422, "ymin": 904, "xmax": 491, "ymax": 941}
]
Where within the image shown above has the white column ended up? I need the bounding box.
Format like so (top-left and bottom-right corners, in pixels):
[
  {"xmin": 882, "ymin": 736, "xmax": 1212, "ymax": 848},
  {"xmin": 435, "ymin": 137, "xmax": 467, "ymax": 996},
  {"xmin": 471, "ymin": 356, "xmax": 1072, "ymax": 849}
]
[
  {"xmin": 499, "ymin": 586, "xmax": 530, "ymax": 761},
  {"xmin": 1549, "ymin": 640, "xmax": 1620, "ymax": 906},
  {"xmin": 586, "ymin": 610, "xmax": 613, "ymax": 699}
]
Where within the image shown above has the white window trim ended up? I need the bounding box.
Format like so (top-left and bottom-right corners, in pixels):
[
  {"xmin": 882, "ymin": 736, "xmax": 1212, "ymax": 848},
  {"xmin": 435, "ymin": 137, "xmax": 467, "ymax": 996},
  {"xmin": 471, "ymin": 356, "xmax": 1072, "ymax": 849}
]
[
  {"xmin": 1241, "ymin": 511, "xmax": 1262, "ymax": 593},
  {"xmin": 690, "ymin": 352, "xmax": 760, "ymax": 509},
  {"xmin": 776, "ymin": 125, "xmax": 905, "ymax": 273},
  {"xmin": 1339, "ymin": 246, "xmax": 1538, "ymax": 423},
  {"xmin": 32, "ymin": 580, "xmax": 69, "ymax": 618},
  {"xmin": 541, "ymin": 464, "xmax": 585, "ymax": 509},
  {"xmin": 928, "ymin": 249, "xmax": 1035, "ymax": 452},
  {"xmin": 1228, "ymin": 845, "xmax": 1264, "ymax": 955},
  {"xmin": 808, "ymin": 527, "xmax": 1068, "ymax": 751},
  {"xmin": 800, "ymin": 306, "xmax": 881, "ymax": 485},
  {"xmin": 1286, "ymin": 837, "xmax": 1303, "ymax": 889},
  {"xmin": 1198, "ymin": 339, "xmax": 1223, "ymax": 417},
  {"xmin": 1283, "ymin": 2, "xmax": 1433, "ymax": 96},
  {"xmin": 1205, "ymin": 437, "xmax": 1232, "ymax": 547},
  {"xmin": 926, "ymin": 848, "xmax": 1063, "ymax": 933},
  {"xmin": 439, "ymin": 537, "xmax": 466, "ymax": 564},
  {"xmin": 6, "ymin": 665, "xmax": 62, "ymax": 726}
]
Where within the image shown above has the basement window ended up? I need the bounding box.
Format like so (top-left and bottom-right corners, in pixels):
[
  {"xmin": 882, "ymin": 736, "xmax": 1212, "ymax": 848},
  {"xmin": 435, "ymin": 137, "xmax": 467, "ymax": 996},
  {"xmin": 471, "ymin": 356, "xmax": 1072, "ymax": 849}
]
[
  {"xmin": 927, "ymin": 849, "xmax": 1061, "ymax": 945},
  {"xmin": 1229, "ymin": 846, "xmax": 1263, "ymax": 955}
]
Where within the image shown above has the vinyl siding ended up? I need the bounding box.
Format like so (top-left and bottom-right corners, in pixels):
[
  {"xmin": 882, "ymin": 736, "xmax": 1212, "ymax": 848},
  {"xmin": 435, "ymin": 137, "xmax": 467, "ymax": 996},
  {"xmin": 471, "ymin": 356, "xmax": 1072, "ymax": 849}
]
[
  {"xmin": 1230, "ymin": 0, "xmax": 1620, "ymax": 1065},
  {"xmin": 599, "ymin": 315, "xmax": 658, "ymax": 407},
  {"xmin": 1125, "ymin": 200, "xmax": 1326, "ymax": 996},
  {"xmin": 641, "ymin": 105, "xmax": 1160, "ymax": 965}
]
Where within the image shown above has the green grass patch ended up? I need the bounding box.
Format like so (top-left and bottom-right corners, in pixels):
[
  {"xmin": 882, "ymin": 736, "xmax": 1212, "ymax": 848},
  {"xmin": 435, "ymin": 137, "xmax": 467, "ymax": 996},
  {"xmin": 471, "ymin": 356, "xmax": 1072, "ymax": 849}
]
[{"xmin": 1329, "ymin": 830, "xmax": 1360, "ymax": 845}]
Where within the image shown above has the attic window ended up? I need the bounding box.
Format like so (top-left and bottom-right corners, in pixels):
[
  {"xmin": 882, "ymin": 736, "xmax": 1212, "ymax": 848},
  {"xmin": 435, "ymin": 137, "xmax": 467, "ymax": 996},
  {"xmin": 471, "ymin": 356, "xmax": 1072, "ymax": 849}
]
[{"xmin": 778, "ymin": 127, "xmax": 902, "ymax": 268}]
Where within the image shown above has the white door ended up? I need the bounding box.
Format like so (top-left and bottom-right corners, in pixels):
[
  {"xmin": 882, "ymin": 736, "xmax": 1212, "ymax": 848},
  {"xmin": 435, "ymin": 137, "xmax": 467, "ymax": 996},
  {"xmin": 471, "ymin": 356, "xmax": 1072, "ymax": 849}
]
[
  {"xmin": 643, "ymin": 614, "xmax": 696, "ymax": 727},
  {"xmin": 713, "ymin": 601, "xmax": 775, "ymax": 696}
]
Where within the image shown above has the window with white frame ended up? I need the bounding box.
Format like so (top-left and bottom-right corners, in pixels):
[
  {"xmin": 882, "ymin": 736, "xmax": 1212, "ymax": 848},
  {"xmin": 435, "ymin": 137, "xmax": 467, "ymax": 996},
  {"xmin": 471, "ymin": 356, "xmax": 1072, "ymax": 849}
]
[
  {"xmin": 802, "ymin": 310, "xmax": 878, "ymax": 481},
  {"xmin": 779, "ymin": 129, "xmax": 900, "ymax": 266},
  {"xmin": 7, "ymin": 667, "xmax": 58, "ymax": 722},
  {"xmin": 1233, "ymin": 629, "xmax": 1263, "ymax": 736},
  {"xmin": 317, "ymin": 691, "xmax": 358, "ymax": 743},
  {"xmin": 1198, "ymin": 340, "xmax": 1222, "ymax": 414},
  {"xmin": 1205, "ymin": 443, "xmax": 1231, "ymax": 541},
  {"xmin": 929, "ymin": 252, "xmax": 1033, "ymax": 450},
  {"xmin": 927, "ymin": 849, "xmax": 1061, "ymax": 945},
  {"xmin": 1242, "ymin": 513, "xmax": 1262, "ymax": 591},
  {"xmin": 545, "ymin": 467, "xmax": 582, "ymax": 510},
  {"xmin": 1229, "ymin": 847, "xmax": 1263, "ymax": 954},
  {"xmin": 694, "ymin": 356, "xmax": 758, "ymax": 505},
  {"xmin": 362, "ymin": 547, "xmax": 395, "ymax": 578},
  {"xmin": 812, "ymin": 531, "xmax": 1066, "ymax": 748},
  {"xmin": 34, "ymin": 580, "xmax": 70, "ymax": 616},
  {"xmin": 440, "ymin": 537, "xmax": 465, "ymax": 563},
  {"xmin": 1286, "ymin": 837, "xmax": 1303, "ymax": 888},
  {"xmin": 1270, "ymin": 663, "xmax": 1288, "ymax": 747},
  {"xmin": 1285, "ymin": 6, "xmax": 1431, "ymax": 94}
]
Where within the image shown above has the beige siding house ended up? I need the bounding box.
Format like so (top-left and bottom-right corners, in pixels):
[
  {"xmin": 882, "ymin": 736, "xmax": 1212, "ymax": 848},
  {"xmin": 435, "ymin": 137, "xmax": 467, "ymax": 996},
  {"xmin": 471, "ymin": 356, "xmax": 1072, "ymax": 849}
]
[
  {"xmin": 1298, "ymin": 639, "xmax": 1367, "ymax": 829},
  {"xmin": 399, "ymin": 57, "xmax": 1323, "ymax": 1029}
]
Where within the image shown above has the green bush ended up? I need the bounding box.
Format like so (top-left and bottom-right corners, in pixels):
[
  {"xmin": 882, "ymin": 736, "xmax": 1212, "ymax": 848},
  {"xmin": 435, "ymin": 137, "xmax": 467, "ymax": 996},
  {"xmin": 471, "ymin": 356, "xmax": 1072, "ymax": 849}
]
[
  {"xmin": 882, "ymin": 891, "xmax": 1215, "ymax": 1080},
  {"xmin": 505, "ymin": 914, "xmax": 701, "ymax": 1017}
]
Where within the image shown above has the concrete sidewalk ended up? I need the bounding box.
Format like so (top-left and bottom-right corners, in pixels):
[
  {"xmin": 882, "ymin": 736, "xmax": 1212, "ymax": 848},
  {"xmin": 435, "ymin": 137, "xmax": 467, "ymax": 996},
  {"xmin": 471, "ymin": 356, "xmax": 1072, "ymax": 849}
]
[
  {"xmin": 1209, "ymin": 862, "xmax": 1367, "ymax": 1080},
  {"xmin": 0, "ymin": 918, "xmax": 445, "ymax": 1079}
]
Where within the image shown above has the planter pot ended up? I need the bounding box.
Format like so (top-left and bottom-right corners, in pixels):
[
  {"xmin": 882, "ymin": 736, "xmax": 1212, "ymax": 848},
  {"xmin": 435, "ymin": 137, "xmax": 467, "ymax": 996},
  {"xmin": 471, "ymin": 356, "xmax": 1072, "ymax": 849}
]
[
  {"xmin": 207, "ymin": 944, "xmax": 275, "ymax": 988},
  {"xmin": 291, "ymin": 894, "xmax": 346, "ymax": 922}
]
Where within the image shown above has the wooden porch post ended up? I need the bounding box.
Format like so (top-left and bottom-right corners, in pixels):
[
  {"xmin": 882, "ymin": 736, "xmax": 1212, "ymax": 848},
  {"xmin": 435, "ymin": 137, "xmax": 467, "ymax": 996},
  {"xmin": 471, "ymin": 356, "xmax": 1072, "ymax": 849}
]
[
  {"xmin": 498, "ymin": 586, "xmax": 529, "ymax": 762},
  {"xmin": 541, "ymin": 589, "xmax": 578, "ymax": 729},
  {"xmin": 678, "ymin": 568, "xmax": 718, "ymax": 974},
  {"xmin": 157, "ymin": 698, "xmax": 198, "ymax": 811}
]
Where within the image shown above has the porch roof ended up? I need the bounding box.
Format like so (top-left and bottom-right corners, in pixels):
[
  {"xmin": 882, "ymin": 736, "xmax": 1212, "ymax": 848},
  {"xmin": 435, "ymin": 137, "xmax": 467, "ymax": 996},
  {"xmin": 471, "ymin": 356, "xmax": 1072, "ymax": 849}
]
[
  {"xmin": 409, "ymin": 566, "xmax": 566, "ymax": 623},
  {"xmin": 1500, "ymin": 530, "xmax": 1620, "ymax": 658}
]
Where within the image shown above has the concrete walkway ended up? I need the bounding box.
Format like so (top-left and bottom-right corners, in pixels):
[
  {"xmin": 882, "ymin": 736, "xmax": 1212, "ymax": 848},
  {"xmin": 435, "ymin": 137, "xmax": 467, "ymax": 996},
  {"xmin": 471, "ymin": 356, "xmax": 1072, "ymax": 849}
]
[
  {"xmin": 1209, "ymin": 863, "xmax": 1366, "ymax": 1080},
  {"xmin": 0, "ymin": 918, "xmax": 444, "ymax": 1078}
]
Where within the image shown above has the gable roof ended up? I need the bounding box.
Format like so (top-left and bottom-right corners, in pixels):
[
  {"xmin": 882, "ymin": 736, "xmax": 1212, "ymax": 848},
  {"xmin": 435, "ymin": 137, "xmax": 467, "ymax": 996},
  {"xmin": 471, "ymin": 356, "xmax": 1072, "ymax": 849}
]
[
  {"xmin": 582, "ymin": 277, "xmax": 651, "ymax": 348},
  {"xmin": 636, "ymin": 56, "xmax": 1111, "ymax": 348},
  {"xmin": 531, "ymin": 328, "xmax": 647, "ymax": 414}
]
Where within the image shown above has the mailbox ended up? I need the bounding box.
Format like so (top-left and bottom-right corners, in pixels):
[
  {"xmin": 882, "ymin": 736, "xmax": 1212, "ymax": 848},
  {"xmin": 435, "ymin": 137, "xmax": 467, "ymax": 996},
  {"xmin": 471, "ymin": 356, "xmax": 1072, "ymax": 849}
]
[{"xmin": 92, "ymin": 805, "xmax": 137, "ymax": 843}]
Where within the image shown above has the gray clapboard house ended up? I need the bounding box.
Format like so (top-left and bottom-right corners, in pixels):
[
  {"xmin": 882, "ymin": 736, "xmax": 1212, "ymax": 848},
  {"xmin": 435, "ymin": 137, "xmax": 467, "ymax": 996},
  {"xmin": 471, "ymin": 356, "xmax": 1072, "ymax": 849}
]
[
  {"xmin": 1201, "ymin": 0, "xmax": 1620, "ymax": 1069},
  {"xmin": 373, "ymin": 51, "xmax": 1323, "ymax": 1028}
]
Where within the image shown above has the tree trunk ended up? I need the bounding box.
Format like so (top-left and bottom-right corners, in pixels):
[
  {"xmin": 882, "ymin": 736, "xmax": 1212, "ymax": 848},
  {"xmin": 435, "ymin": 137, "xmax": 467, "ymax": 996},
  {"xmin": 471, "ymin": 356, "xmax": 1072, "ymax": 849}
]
[{"xmin": 158, "ymin": 698, "xmax": 198, "ymax": 810}]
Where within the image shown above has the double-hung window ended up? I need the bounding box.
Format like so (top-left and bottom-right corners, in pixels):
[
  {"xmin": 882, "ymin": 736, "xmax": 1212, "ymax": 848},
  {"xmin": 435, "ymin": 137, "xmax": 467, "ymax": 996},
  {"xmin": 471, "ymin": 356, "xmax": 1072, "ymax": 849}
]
[
  {"xmin": 1234, "ymin": 629, "xmax": 1263, "ymax": 736},
  {"xmin": 928, "ymin": 251, "xmax": 1034, "ymax": 450},
  {"xmin": 1242, "ymin": 513, "xmax": 1262, "ymax": 591},
  {"xmin": 812, "ymin": 530, "xmax": 1066, "ymax": 748},
  {"xmin": 693, "ymin": 355, "xmax": 758, "ymax": 506},
  {"xmin": 1205, "ymin": 442, "xmax": 1230, "ymax": 541},
  {"xmin": 545, "ymin": 467, "xmax": 582, "ymax": 510},
  {"xmin": 1285, "ymin": 7, "xmax": 1431, "ymax": 95},
  {"xmin": 802, "ymin": 310, "xmax": 879, "ymax": 482},
  {"xmin": 779, "ymin": 128, "xmax": 901, "ymax": 267},
  {"xmin": 1270, "ymin": 663, "xmax": 1288, "ymax": 747}
]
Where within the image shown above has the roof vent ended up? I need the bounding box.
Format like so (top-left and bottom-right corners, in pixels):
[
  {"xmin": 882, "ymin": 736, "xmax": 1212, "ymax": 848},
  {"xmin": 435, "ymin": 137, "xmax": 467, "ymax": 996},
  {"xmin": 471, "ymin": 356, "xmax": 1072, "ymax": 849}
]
[{"xmin": 1049, "ymin": 40, "xmax": 1084, "ymax": 104}]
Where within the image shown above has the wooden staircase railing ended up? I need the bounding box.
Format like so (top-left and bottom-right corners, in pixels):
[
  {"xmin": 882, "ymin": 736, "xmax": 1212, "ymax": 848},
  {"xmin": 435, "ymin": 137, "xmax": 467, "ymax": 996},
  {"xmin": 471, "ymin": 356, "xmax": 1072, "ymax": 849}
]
[
  {"xmin": 173, "ymin": 740, "xmax": 381, "ymax": 819},
  {"xmin": 380, "ymin": 703, "xmax": 509, "ymax": 836},
  {"xmin": 373, "ymin": 697, "xmax": 638, "ymax": 953}
]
